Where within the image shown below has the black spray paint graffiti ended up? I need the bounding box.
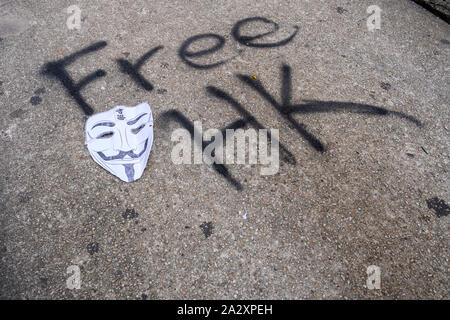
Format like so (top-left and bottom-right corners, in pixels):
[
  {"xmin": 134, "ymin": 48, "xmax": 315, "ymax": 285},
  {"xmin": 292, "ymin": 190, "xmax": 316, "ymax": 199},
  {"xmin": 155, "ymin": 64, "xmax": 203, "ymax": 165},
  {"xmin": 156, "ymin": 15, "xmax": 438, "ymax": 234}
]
[
  {"xmin": 162, "ymin": 109, "xmax": 244, "ymax": 191},
  {"xmin": 41, "ymin": 41, "xmax": 107, "ymax": 116},
  {"xmin": 162, "ymin": 64, "xmax": 422, "ymax": 190},
  {"xmin": 231, "ymin": 16, "xmax": 299, "ymax": 48},
  {"xmin": 179, "ymin": 33, "xmax": 229, "ymax": 70},
  {"xmin": 41, "ymin": 17, "xmax": 298, "ymax": 115},
  {"xmin": 235, "ymin": 64, "xmax": 422, "ymax": 152},
  {"xmin": 41, "ymin": 16, "xmax": 422, "ymax": 191},
  {"xmin": 178, "ymin": 17, "xmax": 299, "ymax": 70},
  {"xmin": 116, "ymin": 45, "xmax": 164, "ymax": 91}
]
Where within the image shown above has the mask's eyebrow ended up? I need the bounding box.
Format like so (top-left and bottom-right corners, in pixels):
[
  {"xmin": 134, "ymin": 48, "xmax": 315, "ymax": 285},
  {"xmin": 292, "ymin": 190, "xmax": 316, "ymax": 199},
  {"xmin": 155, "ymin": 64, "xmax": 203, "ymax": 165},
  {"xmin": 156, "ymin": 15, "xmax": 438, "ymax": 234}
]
[
  {"xmin": 127, "ymin": 113, "xmax": 148, "ymax": 125},
  {"xmin": 92, "ymin": 122, "xmax": 116, "ymax": 129}
]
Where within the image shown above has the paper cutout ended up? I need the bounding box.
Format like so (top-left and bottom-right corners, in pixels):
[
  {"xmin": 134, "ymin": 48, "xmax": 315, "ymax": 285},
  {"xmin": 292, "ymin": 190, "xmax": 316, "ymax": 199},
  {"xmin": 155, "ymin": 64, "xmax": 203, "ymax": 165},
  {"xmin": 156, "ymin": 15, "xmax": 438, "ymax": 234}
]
[{"xmin": 85, "ymin": 102, "xmax": 154, "ymax": 182}]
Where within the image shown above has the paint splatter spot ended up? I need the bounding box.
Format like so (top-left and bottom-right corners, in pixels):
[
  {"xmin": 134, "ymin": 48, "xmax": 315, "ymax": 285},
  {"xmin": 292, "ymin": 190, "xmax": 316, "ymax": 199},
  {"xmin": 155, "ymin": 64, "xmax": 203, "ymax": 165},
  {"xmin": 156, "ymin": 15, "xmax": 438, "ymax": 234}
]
[
  {"xmin": 380, "ymin": 82, "xmax": 392, "ymax": 91},
  {"xmin": 426, "ymin": 197, "xmax": 449, "ymax": 218},
  {"xmin": 199, "ymin": 221, "xmax": 214, "ymax": 238},
  {"xmin": 29, "ymin": 96, "xmax": 42, "ymax": 105},
  {"xmin": 87, "ymin": 242, "xmax": 99, "ymax": 255},
  {"xmin": 337, "ymin": 7, "xmax": 346, "ymax": 14},
  {"xmin": 123, "ymin": 208, "xmax": 139, "ymax": 220}
]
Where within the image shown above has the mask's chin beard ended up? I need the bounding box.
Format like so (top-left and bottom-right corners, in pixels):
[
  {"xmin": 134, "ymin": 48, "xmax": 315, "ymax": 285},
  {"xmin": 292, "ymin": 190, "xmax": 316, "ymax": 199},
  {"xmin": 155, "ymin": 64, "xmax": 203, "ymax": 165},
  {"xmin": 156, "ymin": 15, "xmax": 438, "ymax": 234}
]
[{"xmin": 123, "ymin": 163, "xmax": 135, "ymax": 182}]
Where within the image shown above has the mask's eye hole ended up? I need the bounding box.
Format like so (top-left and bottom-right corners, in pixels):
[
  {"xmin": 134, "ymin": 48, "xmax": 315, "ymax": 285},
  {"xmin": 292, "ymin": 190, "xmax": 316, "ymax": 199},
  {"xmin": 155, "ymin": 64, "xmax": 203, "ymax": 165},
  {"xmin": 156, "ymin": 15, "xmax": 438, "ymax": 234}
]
[
  {"xmin": 132, "ymin": 124, "xmax": 146, "ymax": 134},
  {"xmin": 97, "ymin": 132, "xmax": 114, "ymax": 139}
]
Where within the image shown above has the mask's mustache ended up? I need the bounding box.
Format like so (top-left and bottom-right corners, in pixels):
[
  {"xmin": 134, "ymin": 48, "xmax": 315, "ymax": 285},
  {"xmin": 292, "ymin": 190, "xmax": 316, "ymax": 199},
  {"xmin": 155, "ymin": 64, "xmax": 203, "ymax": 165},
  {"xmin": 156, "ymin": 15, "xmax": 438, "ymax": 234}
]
[{"xmin": 97, "ymin": 139, "xmax": 148, "ymax": 160}]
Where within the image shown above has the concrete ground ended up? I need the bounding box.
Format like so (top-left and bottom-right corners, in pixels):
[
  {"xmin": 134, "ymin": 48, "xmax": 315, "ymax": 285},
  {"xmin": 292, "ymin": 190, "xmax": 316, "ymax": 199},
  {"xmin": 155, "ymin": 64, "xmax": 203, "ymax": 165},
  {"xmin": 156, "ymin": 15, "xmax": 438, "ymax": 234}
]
[
  {"xmin": 0, "ymin": 0, "xmax": 448, "ymax": 299},
  {"xmin": 412, "ymin": 0, "xmax": 450, "ymax": 23}
]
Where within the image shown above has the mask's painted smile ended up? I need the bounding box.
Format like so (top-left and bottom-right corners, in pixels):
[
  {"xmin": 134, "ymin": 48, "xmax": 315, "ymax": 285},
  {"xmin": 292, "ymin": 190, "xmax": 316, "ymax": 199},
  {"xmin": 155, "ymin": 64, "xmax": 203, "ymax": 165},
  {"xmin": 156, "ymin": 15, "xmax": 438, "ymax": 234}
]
[{"xmin": 97, "ymin": 138, "xmax": 149, "ymax": 163}]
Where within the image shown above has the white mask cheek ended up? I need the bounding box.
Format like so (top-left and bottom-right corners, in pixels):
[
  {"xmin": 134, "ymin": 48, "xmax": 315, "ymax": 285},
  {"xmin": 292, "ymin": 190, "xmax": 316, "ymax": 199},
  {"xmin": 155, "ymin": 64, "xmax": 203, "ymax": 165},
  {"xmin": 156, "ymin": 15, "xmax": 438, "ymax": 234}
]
[
  {"xmin": 87, "ymin": 137, "xmax": 114, "ymax": 152},
  {"xmin": 134, "ymin": 125, "xmax": 153, "ymax": 145},
  {"xmin": 130, "ymin": 124, "xmax": 153, "ymax": 181},
  {"xmin": 86, "ymin": 125, "xmax": 119, "ymax": 151}
]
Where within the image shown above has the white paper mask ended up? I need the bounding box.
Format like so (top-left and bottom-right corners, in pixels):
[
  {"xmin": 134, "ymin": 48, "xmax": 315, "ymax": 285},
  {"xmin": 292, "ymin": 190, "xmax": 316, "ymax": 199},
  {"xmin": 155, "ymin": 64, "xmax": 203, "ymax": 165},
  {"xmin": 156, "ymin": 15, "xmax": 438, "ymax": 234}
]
[{"xmin": 85, "ymin": 102, "xmax": 154, "ymax": 182}]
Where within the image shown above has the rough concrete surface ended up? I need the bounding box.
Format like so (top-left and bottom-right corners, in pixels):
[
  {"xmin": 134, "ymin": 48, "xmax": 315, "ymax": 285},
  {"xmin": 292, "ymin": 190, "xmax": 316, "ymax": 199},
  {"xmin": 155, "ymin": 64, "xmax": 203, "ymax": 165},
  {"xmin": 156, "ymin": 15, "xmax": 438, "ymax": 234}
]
[
  {"xmin": 0, "ymin": 0, "xmax": 449, "ymax": 299},
  {"xmin": 412, "ymin": 0, "xmax": 450, "ymax": 23}
]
